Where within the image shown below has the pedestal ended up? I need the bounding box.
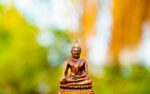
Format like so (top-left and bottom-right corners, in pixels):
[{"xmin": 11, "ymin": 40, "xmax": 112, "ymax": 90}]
[
  {"xmin": 59, "ymin": 80, "xmax": 94, "ymax": 94},
  {"xmin": 59, "ymin": 91, "xmax": 94, "ymax": 94}
]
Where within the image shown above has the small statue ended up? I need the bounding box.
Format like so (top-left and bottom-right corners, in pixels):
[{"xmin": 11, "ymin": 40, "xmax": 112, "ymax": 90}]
[{"xmin": 60, "ymin": 40, "xmax": 93, "ymax": 91}]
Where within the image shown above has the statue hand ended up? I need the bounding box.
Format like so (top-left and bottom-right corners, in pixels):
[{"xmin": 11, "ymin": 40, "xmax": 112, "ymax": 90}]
[
  {"xmin": 63, "ymin": 76, "xmax": 67, "ymax": 79},
  {"xmin": 75, "ymin": 75, "xmax": 79, "ymax": 78},
  {"xmin": 61, "ymin": 76, "xmax": 67, "ymax": 84}
]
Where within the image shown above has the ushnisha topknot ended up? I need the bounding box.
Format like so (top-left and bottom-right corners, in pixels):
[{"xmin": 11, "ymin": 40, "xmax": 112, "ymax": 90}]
[
  {"xmin": 71, "ymin": 40, "xmax": 81, "ymax": 51},
  {"xmin": 73, "ymin": 40, "xmax": 80, "ymax": 47}
]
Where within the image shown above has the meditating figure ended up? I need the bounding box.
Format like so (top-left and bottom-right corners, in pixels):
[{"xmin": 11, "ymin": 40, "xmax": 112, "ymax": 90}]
[{"xmin": 60, "ymin": 40, "xmax": 93, "ymax": 90}]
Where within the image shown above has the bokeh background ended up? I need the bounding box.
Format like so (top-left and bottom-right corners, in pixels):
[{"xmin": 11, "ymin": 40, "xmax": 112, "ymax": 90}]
[{"xmin": 0, "ymin": 0, "xmax": 150, "ymax": 94}]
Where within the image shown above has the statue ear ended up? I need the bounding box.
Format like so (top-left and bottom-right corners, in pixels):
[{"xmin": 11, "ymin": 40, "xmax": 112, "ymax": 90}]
[
  {"xmin": 71, "ymin": 49, "xmax": 73, "ymax": 53},
  {"xmin": 79, "ymin": 48, "xmax": 81, "ymax": 52}
]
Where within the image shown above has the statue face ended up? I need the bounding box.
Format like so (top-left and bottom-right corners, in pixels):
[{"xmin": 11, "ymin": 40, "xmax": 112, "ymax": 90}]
[{"xmin": 71, "ymin": 47, "xmax": 81, "ymax": 58}]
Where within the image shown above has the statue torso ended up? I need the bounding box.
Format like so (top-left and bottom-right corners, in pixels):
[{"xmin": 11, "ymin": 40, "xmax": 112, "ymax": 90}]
[{"xmin": 67, "ymin": 59, "xmax": 85, "ymax": 77}]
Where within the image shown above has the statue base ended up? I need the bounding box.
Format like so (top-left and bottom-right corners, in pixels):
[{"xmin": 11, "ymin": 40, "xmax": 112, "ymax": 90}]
[
  {"xmin": 59, "ymin": 91, "xmax": 94, "ymax": 94},
  {"xmin": 59, "ymin": 89, "xmax": 94, "ymax": 94},
  {"xmin": 59, "ymin": 83, "xmax": 94, "ymax": 94}
]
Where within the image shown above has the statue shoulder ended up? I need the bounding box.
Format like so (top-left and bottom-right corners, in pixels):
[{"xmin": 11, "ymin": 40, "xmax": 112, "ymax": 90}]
[
  {"xmin": 64, "ymin": 59, "xmax": 70, "ymax": 67},
  {"xmin": 65, "ymin": 59, "xmax": 71, "ymax": 64},
  {"xmin": 80, "ymin": 59, "xmax": 87, "ymax": 63}
]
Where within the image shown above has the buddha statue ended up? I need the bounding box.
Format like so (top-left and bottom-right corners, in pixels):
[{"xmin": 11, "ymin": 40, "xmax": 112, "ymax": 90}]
[{"xmin": 60, "ymin": 40, "xmax": 93, "ymax": 91}]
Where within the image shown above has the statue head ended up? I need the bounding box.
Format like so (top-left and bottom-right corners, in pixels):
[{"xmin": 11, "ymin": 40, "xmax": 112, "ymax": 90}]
[{"xmin": 71, "ymin": 40, "xmax": 81, "ymax": 59}]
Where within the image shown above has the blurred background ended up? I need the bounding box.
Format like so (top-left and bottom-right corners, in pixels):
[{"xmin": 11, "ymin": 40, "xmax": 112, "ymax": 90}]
[{"xmin": 0, "ymin": 0, "xmax": 150, "ymax": 94}]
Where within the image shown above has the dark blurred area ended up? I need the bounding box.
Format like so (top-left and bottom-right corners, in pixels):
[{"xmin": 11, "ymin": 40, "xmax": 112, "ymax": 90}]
[{"xmin": 0, "ymin": 0, "xmax": 150, "ymax": 94}]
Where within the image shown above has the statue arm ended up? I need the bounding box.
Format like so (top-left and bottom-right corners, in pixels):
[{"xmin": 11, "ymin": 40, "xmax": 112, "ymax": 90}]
[
  {"xmin": 78, "ymin": 60, "xmax": 88, "ymax": 78},
  {"xmin": 63, "ymin": 60, "xmax": 69, "ymax": 77}
]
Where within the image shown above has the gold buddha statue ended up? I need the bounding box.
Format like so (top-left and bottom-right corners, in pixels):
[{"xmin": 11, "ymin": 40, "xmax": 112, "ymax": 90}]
[{"xmin": 60, "ymin": 40, "xmax": 93, "ymax": 91}]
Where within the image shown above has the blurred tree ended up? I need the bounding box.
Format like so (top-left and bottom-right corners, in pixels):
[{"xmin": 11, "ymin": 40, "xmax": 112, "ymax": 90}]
[
  {"xmin": 0, "ymin": 4, "xmax": 48, "ymax": 94},
  {"xmin": 109, "ymin": 0, "xmax": 150, "ymax": 64},
  {"xmin": 80, "ymin": 0, "xmax": 99, "ymax": 58},
  {"xmin": 71, "ymin": 0, "xmax": 99, "ymax": 59},
  {"xmin": 0, "ymin": 3, "xmax": 72, "ymax": 93}
]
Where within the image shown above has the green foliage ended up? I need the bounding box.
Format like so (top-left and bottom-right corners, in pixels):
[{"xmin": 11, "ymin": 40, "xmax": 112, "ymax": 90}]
[
  {"xmin": 93, "ymin": 64, "xmax": 150, "ymax": 94},
  {"xmin": 0, "ymin": 4, "xmax": 72, "ymax": 94},
  {"xmin": 46, "ymin": 28, "xmax": 72, "ymax": 67}
]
